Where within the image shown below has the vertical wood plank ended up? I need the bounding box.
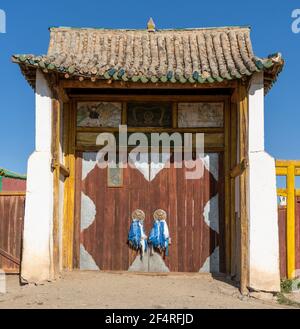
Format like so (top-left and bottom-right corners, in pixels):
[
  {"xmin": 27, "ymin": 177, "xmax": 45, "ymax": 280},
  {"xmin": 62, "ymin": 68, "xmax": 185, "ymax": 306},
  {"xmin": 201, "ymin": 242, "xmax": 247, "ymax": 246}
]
[
  {"xmin": 51, "ymin": 99, "xmax": 60, "ymax": 276},
  {"xmin": 62, "ymin": 101, "xmax": 76, "ymax": 270},
  {"xmin": 193, "ymin": 162, "xmax": 201, "ymax": 271},
  {"xmin": 238, "ymin": 83, "xmax": 250, "ymax": 295},
  {"xmin": 230, "ymin": 95, "xmax": 238, "ymax": 277},
  {"xmin": 95, "ymin": 164, "xmax": 106, "ymax": 269},
  {"xmin": 73, "ymin": 153, "xmax": 82, "ymax": 268},
  {"xmin": 278, "ymin": 206, "xmax": 287, "ymax": 278},
  {"xmin": 186, "ymin": 171, "xmax": 194, "ymax": 271},
  {"xmin": 62, "ymin": 102, "xmax": 70, "ymax": 269},
  {"xmin": 121, "ymin": 167, "xmax": 130, "ymax": 270},
  {"xmin": 177, "ymin": 163, "xmax": 186, "ymax": 271},
  {"xmin": 104, "ymin": 174, "xmax": 114, "ymax": 270},
  {"xmin": 169, "ymin": 158, "xmax": 178, "ymax": 272},
  {"xmin": 224, "ymin": 99, "xmax": 231, "ymax": 274}
]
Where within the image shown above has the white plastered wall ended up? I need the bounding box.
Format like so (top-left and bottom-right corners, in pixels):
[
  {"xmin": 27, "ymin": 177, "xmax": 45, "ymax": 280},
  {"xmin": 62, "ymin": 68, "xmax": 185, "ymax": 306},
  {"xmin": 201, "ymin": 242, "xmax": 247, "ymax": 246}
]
[
  {"xmin": 247, "ymin": 72, "xmax": 281, "ymax": 292},
  {"xmin": 21, "ymin": 70, "xmax": 54, "ymax": 283}
]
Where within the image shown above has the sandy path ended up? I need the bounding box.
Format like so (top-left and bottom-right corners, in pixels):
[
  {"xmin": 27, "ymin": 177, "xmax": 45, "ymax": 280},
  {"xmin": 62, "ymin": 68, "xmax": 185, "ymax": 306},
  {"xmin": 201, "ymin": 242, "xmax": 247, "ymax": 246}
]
[{"xmin": 0, "ymin": 271, "xmax": 287, "ymax": 309}]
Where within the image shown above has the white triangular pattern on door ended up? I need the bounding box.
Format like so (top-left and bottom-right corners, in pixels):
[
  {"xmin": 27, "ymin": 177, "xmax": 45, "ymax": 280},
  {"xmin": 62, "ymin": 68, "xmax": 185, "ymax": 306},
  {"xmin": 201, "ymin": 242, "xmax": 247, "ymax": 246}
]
[
  {"xmin": 150, "ymin": 153, "xmax": 171, "ymax": 181},
  {"xmin": 129, "ymin": 153, "xmax": 219, "ymax": 183},
  {"xmin": 128, "ymin": 152, "xmax": 150, "ymax": 181},
  {"xmin": 128, "ymin": 152, "xmax": 171, "ymax": 182}
]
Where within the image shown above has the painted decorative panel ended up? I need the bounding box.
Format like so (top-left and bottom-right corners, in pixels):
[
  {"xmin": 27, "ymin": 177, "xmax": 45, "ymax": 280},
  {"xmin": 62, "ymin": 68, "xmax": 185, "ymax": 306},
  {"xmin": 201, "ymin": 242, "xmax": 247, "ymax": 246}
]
[
  {"xmin": 178, "ymin": 103, "xmax": 224, "ymax": 128},
  {"xmin": 107, "ymin": 166, "xmax": 123, "ymax": 187},
  {"xmin": 127, "ymin": 102, "xmax": 172, "ymax": 127},
  {"xmin": 77, "ymin": 102, "xmax": 122, "ymax": 127}
]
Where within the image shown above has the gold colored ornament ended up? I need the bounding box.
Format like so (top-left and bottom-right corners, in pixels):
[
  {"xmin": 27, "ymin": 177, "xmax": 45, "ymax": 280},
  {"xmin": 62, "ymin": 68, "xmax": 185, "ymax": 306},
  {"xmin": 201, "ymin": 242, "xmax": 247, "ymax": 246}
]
[
  {"xmin": 153, "ymin": 209, "xmax": 167, "ymax": 221},
  {"xmin": 147, "ymin": 17, "xmax": 156, "ymax": 32},
  {"xmin": 132, "ymin": 209, "xmax": 145, "ymax": 221}
]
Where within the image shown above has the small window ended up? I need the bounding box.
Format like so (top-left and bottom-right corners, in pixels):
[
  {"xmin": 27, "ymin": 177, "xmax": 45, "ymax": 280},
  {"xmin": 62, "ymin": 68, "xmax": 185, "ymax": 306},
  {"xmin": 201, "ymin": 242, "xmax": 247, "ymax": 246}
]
[
  {"xmin": 77, "ymin": 102, "xmax": 122, "ymax": 127},
  {"xmin": 127, "ymin": 102, "xmax": 172, "ymax": 127},
  {"xmin": 178, "ymin": 102, "xmax": 224, "ymax": 128}
]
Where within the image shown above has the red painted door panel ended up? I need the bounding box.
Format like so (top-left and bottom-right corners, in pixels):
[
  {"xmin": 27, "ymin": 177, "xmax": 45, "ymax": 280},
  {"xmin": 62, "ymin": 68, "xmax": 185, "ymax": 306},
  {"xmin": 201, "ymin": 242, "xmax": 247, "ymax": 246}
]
[{"xmin": 75, "ymin": 152, "xmax": 225, "ymax": 273}]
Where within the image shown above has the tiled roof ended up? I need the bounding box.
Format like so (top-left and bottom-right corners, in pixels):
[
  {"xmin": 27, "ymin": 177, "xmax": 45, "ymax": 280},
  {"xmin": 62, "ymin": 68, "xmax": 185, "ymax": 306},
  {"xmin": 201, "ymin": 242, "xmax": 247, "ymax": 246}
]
[
  {"xmin": 0, "ymin": 168, "xmax": 26, "ymax": 180},
  {"xmin": 12, "ymin": 26, "xmax": 284, "ymax": 92}
]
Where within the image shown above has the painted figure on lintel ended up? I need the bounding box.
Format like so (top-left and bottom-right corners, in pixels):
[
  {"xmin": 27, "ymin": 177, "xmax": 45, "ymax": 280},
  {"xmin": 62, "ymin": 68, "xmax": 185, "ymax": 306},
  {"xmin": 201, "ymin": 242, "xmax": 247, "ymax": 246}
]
[
  {"xmin": 127, "ymin": 209, "xmax": 147, "ymax": 259},
  {"xmin": 148, "ymin": 209, "xmax": 170, "ymax": 257}
]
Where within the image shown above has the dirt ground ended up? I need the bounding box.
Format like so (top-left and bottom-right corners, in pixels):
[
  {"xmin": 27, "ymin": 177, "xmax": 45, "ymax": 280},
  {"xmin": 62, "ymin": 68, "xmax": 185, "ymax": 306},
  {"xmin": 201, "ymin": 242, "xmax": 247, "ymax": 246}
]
[{"xmin": 0, "ymin": 271, "xmax": 292, "ymax": 309}]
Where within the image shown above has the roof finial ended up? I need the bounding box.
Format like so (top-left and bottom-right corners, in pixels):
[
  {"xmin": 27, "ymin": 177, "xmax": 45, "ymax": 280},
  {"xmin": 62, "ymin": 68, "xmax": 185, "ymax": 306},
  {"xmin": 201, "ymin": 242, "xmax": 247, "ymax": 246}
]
[{"xmin": 147, "ymin": 17, "xmax": 156, "ymax": 32}]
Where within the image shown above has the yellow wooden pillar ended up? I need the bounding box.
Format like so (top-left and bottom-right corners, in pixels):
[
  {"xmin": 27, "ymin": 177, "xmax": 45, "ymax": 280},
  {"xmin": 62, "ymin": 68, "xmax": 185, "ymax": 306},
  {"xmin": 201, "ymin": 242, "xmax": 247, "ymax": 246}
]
[
  {"xmin": 287, "ymin": 164, "xmax": 295, "ymax": 279},
  {"xmin": 62, "ymin": 101, "xmax": 76, "ymax": 270},
  {"xmin": 51, "ymin": 99, "xmax": 61, "ymax": 276}
]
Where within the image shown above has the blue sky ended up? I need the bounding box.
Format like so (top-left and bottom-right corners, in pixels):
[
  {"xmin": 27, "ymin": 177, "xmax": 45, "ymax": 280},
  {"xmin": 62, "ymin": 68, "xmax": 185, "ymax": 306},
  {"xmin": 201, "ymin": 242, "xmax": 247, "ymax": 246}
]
[{"xmin": 0, "ymin": 0, "xmax": 299, "ymax": 174}]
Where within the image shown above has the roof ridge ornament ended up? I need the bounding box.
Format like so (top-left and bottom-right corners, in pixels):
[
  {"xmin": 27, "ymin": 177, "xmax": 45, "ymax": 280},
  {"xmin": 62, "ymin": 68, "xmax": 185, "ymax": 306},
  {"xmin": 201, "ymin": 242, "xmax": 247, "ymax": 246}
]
[{"xmin": 147, "ymin": 17, "xmax": 156, "ymax": 32}]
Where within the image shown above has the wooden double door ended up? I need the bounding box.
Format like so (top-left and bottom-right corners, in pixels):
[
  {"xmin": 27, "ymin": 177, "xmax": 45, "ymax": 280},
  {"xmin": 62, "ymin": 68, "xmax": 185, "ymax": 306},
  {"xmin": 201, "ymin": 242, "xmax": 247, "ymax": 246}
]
[{"xmin": 74, "ymin": 151, "xmax": 225, "ymax": 273}]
